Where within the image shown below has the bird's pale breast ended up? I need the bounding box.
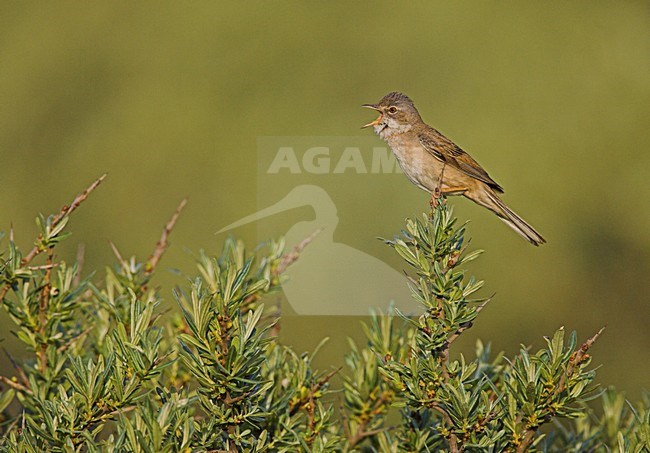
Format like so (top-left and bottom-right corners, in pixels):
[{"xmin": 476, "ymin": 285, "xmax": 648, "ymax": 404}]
[{"xmin": 384, "ymin": 132, "xmax": 462, "ymax": 193}]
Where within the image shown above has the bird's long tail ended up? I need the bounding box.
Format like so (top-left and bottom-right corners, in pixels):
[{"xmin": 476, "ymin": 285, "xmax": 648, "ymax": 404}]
[{"xmin": 475, "ymin": 189, "xmax": 546, "ymax": 246}]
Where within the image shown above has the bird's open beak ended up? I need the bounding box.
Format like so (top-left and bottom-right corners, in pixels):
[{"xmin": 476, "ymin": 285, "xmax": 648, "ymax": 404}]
[{"xmin": 361, "ymin": 104, "xmax": 382, "ymax": 129}]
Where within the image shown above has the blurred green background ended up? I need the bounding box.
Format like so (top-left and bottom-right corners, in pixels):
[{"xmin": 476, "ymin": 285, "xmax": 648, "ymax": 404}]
[{"xmin": 1, "ymin": 2, "xmax": 649, "ymax": 398}]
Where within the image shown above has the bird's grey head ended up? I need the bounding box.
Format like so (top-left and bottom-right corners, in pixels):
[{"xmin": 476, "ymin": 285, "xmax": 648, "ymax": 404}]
[{"xmin": 362, "ymin": 92, "xmax": 422, "ymax": 138}]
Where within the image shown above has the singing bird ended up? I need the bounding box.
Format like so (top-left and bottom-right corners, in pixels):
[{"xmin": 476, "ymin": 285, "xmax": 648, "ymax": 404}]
[{"xmin": 363, "ymin": 91, "xmax": 545, "ymax": 246}]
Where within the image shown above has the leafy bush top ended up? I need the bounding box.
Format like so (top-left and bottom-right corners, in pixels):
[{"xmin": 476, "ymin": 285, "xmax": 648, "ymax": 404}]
[{"xmin": 0, "ymin": 176, "xmax": 648, "ymax": 452}]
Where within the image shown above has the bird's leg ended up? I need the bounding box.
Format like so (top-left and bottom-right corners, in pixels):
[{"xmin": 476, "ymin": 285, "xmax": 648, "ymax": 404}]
[
  {"xmin": 433, "ymin": 163, "xmax": 446, "ymax": 200},
  {"xmin": 441, "ymin": 186, "xmax": 468, "ymax": 196},
  {"xmin": 430, "ymin": 186, "xmax": 469, "ymax": 212},
  {"xmin": 429, "ymin": 163, "xmax": 447, "ymax": 210}
]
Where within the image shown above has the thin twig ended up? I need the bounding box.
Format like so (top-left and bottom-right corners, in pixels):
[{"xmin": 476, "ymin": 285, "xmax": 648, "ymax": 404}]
[
  {"xmin": 440, "ymin": 347, "xmax": 451, "ymax": 381},
  {"xmin": 109, "ymin": 241, "xmax": 128, "ymax": 270},
  {"xmin": 515, "ymin": 327, "xmax": 605, "ymax": 453},
  {"xmin": 559, "ymin": 326, "xmax": 605, "ymax": 394},
  {"xmin": 2, "ymin": 348, "xmax": 31, "ymax": 390},
  {"xmin": 437, "ymin": 296, "xmax": 451, "ymax": 381},
  {"xmin": 21, "ymin": 174, "xmax": 107, "ymax": 265},
  {"xmin": 37, "ymin": 248, "xmax": 54, "ymax": 373},
  {"xmin": 56, "ymin": 326, "xmax": 94, "ymax": 354},
  {"xmin": 274, "ymin": 228, "xmax": 322, "ymax": 276},
  {"xmin": 313, "ymin": 366, "xmax": 341, "ymax": 393},
  {"xmin": 145, "ymin": 198, "xmax": 188, "ymax": 277},
  {"xmin": 347, "ymin": 390, "xmax": 392, "ymax": 448},
  {"xmin": 73, "ymin": 243, "xmax": 85, "ymax": 287},
  {"xmin": 269, "ymin": 229, "xmax": 322, "ymax": 338},
  {"xmin": 341, "ymin": 402, "xmax": 352, "ymax": 441},
  {"xmin": 290, "ymin": 367, "xmax": 342, "ymax": 417},
  {"xmin": 432, "ymin": 275, "xmax": 472, "ymax": 451},
  {"xmin": 516, "ymin": 430, "xmax": 536, "ymax": 453},
  {"xmin": 0, "ymin": 375, "xmax": 32, "ymax": 395},
  {"xmin": 348, "ymin": 427, "xmax": 387, "ymax": 447},
  {"xmin": 26, "ymin": 263, "xmax": 59, "ymax": 271},
  {"xmin": 0, "ymin": 174, "xmax": 106, "ymax": 304},
  {"xmin": 447, "ymin": 296, "xmax": 492, "ymax": 346},
  {"xmin": 268, "ymin": 297, "xmax": 282, "ymax": 337},
  {"xmin": 3, "ymin": 416, "xmax": 21, "ymax": 441},
  {"xmin": 307, "ymin": 387, "xmax": 317, "ymax": 441},
  {"xmin": 431, "ymin": 403, "xmax": 460, "ymax": 453},
  {"xmin": 223, "ymin": 391, "xmax": 250, "ymax": 406}
]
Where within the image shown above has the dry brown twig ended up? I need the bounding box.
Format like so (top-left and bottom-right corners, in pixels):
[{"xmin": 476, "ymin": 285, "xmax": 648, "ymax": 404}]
[
  {"xmin": 289, "ymin": 367, "xmax": 341, "ymax": 417},
  {"xmin": 346, "ymin": 390, "xmax": 393, "ymax": 448},
  {"xmin": 22, "ymin": 174, "xmax": 107, "ymax": 265},
  {"xmin": 0, "ymin": 375, "xmax": 32, "ymax": 395},
  {"xmin": 266, "ymin": 228, "xmax": 322, "ymax": 337},
  {"xmin": 446, "ymin": 296, "xmax": 493, "ymax": 346},
  {"xmin": 514, "ymin": 327, "xmax": 605, "ymax": 453},
  {"xmin": 0, "ymin": 174, "xmax": 107, "ymax": 304},
  {"xmin": 430, "ymin": 403, "xmax": 460, "ymax": 453},
  {"xmin": 73, "ymin": 243, "xmax": 85, "ymax": 287},
  {"xmin": 274, "ymin": 228, "xmax": 322, "ymax": 276},
  {"xmin": 109, "ymin": 240, "xmax": 129, "ymax": 270},
  {"xmin": 145, "ymin": 198, "xmax": 188, "ymax": 277},
  {"xmin": 427, "ymin": 286, "xmax": 492, "ymax": 452},
  {"xmin": 557, "ymin": 326, "xmax": 605, "ymax": 396},
  {"xmin": 37, "ymin": 248, "xmax": 55, "ymax": 372},
  {"xmin": 2, "ymin": 349, "xmax": 31, "ymax": 391}
]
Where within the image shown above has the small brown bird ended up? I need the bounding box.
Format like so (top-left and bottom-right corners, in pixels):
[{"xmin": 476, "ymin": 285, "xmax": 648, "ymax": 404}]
[{"xmin": 363, "ymin": 92, "xmax": 545, "ymax": 246}]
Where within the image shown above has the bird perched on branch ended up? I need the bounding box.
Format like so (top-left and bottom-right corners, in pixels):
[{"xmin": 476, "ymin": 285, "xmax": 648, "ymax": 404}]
[{"xmin": 362, "ymin": 91, "xmax": 545, "ymax": 246}]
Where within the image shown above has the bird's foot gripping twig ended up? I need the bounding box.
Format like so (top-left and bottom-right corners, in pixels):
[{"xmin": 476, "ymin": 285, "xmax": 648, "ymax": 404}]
[
  {"xmin": 430, "ymin": 183, "xmax": 452, "ymax": 206},
  {"xmin": 430, "ymin": 185, "xmax": 469, "ymax": 213},
  {"xmin": 429, "ymin": 189, "xmax": 444, "ymax": 212}
]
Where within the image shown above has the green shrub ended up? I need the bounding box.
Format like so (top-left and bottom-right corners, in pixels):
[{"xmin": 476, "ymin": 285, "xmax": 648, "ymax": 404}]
[{"xmin": 0, "ymin": 176, "xmax": 648, "ymax": 452}]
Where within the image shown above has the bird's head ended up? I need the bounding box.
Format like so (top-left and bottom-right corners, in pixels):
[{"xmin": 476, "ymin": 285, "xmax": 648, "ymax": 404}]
[{"xmin": 362, "ymin": 92, "xmax": 422, "ymax": 137}]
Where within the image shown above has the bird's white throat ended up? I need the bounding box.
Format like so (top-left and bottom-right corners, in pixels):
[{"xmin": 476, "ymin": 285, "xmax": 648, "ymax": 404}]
[{"xmin": 375, "ymin": 118, "xmax": 413, "ymax": 140}]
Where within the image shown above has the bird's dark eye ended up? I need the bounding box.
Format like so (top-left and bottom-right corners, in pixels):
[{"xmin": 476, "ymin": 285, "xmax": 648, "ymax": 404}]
[{"xmin": 387, "ymin": 106, "xmax": 398, "ymax": 114}]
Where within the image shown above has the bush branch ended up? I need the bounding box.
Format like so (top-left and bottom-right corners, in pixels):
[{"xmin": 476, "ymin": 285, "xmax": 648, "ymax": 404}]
[
  {"xmin": 145, "ymin": 198, "xmax": 187, "ymax": 277},
  {"xmin": 515, "ymin": 327, "xmax": 605, "ymax": 453},
  {"xmin": 274, "ymin": 228, "xmax": 322, "ymax": 276},
  {"xmin": 22, "ymin": 174, "xmax": 107, "ymax": 265},
  {"xmin": 0, "ymin": 175, "xmax": 106, "ymax": 305}
]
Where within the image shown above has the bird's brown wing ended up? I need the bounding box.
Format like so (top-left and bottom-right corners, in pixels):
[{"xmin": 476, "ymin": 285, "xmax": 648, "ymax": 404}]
[{"xmin": 418, "ymin": 128, "xmax": 504, "ymax": 193}]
